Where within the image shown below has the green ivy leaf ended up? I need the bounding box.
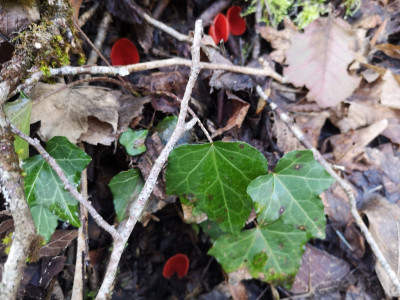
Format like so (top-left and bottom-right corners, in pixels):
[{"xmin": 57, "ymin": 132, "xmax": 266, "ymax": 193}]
[
  {"xmin": 166, "ymin": 142, "xmax": 268, "ymax": 235},
  {"xmin": 119, "ymin": 128, "xmax": 148, "ymax": 156},
  {"xmin": 109, "ymin": 169, "xmax": 143, "ymax": 222},
  {"xmin": 247, "ymin": 150, "xmax": 334, "ymax": 238},
  {"xmin": 4, "ymin": 94, "xmax": 32, "ymax": 160},
  {"xmin": 23, "ymin": 136, "xmax": 91, "ymax": 240},
  {"xmin": 208, "ymin": 219, "xmax": 309, "ymax": 287},
  {"xmin": 30, "ymin": 206, "xmax": 58, "ymax": 242}
]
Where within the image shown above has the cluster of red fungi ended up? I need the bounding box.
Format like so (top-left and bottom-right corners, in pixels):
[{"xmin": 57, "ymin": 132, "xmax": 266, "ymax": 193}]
[
  {"xmin": 208, "ymin": 5, "xmax": 246, "ymax": 44},
  {"xmin": 110, "ymin": 6, "xmax": 246, "ymax": 66}
]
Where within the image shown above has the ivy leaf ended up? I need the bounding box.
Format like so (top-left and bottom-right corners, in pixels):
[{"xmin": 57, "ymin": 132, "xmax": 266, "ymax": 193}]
[
  {"xmin": 109, "ymin": 169, "xmax": 143, "ymax": 221},
  {"xmin": 247, "ymin": 150, "xmax": 334, "ymax": 238},
  {"xmin": 119, "ymin": 128, "xmax": 148, "ymax": 156},
  {"xmin": 4, "ymin": 94, "xmax": 32, "ymax": 160},
  {"xmin": 30, "ymin": 206, "xmax": 58, "ymax": 242},
  {"xmin": 208, "ymin": 219, "xmax": 309, "ymax": 287},
  {"xmin": 23, "ymin": 136, "xmax": 91, "ymax": 240},
  {"xmin": 166, "ymin": 142, "xmax": 268, "ymax": 235}
]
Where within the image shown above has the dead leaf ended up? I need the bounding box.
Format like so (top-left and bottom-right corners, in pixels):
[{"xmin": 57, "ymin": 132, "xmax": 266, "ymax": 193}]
[
  {"xmin": 364, "ymin": 147, "xmax": 400, "ymax": 203},
  {"xmin": 39, "ymin": 256, "xmax": 66, "ymax": 288},
  {"xmin": 272, "ymin": 112, "xmax": 303, "ymax": 152},
  {"xmin": 374, "ymin": 43, "xmax": 400, "ymax": 59},
  {"xmin": 284, "ymin": 16, "xmax": 361, "ymax": 108},
  {"xmin": 355, "ymin": 14, "xmax": 382, "ymax": 29},
  {"xmin": 69, "ymin": 0, "xmax": 83, "ymax": 21},
  {"xmin": 212, "ymin": 92, "xmax": 250, "ymax": 138},
  {"xmin": 328, "ymin": 119, "xmax": 388, "ymax": 164},
  {"xmin": 30, "ymin": 83, "xmax": 119, "ymax": 144},
  {"xmin": 39, "ymin": 230, "xmax": 78, "ymax": 258},
  {"xmin": 258, "ymin": 18, "xmax": 297, "ymax": 64},
  {"xmin": 361, "ymin": 194, "xmax": 400, "ymax": 297},
  {"xmin": 381, "ymin": 70, "xmax": 400, "ymax": 109},
  {"xmin": 290, "ymin": 244, "xmax": 351, "ymax": 296},
  {"xmin": 295, "ymin": 111, "xmax": 330, "ymax": 148},
  {"xmin": 321, "ymin": 183, "xmax": 353, "ymax": 224},
  {"xmin": 0, "ymin": 1, "xmax": 40, "ymax": 39}
]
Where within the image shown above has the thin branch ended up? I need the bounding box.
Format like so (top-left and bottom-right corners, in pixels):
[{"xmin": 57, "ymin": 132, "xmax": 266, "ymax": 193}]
[
  {"xmin": 10, "ymin": 125, "xmax": 121, "ymax": 240},
  {"xmin": 256, "ymin": 85, "xmax": 400, "ymax": 295},
  {"xmin": 95, "ymin": 19, "xmax": 204, "ymax": 300},
  {"xmin": 14, "ymin": 57, "xmax": 283, "ymax": 97}
]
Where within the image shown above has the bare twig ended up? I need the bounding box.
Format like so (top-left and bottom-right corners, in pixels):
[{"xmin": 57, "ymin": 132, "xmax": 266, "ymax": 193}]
[
  {"xmin": 72, "ymin": 146, "xmax": 89, "ymax": 300},
  {"xmin": 86, "ymin": 12, "xmax": 113, "ymax": 66},
  {"xmin": 256, "ymin": 85, "xmax": 400, "ymax": 295},
  {"xmin": 95, "ymin": 20, "xmax": 204, "ymax": 300},
  {"xmin": 10, "ymin": 125, "xmax": 121, "ymax": 240},
  {"xmin": 14, "ymin": 57, "xmax": 283, "ymax": 96},
  {"xmin": 78, "ymin": 1, "xmax": 99, "ymax": 27}
]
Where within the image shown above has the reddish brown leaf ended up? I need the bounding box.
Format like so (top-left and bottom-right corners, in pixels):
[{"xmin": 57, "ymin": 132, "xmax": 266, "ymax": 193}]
[
  {"xmin": 39, "ymin": 230, "xmax": 78, "ymax": 258},
  {"xmin": 284, "ymin": 17, "xmax": 361, "ymax": 108}
]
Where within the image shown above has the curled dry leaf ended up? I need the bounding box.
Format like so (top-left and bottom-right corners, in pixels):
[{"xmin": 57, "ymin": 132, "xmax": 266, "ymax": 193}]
[
  {"xmin": 361, "ymin": 194, "xmax": 400, "ymax": 297},
  {"xmin": 284, "ymin": 16, "xmax": 361, "ymax": 108}
]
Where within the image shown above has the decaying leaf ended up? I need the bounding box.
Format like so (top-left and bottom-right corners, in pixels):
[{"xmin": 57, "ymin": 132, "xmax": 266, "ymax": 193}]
[
  {"xmin": 212, "ymin": 92, "xmax": 250, "ymax": 138},
  {"xmin": 291, "ymin": 244, "xmax": 351, "ymax": 296},
  {"xmin": 374, "ymin": 43, "xmax": 400, "ymax": 59},
  {"xmin": 361, "ymin": 194, "xmax": 400, "ymax": 297},
  {"xmin": 284, "ymin": 16, "xmax": 361, "ymax": 108},
  {"xmin": 258, "ymin": 18, "xmax": 297, "ymax": 63}
]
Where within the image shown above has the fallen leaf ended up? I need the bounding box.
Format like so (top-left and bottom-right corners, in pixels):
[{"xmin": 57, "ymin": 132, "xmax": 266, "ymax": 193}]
[
  {"xmin": 290, "ymin": 244, "xmax": 351, "ymax": 296},
  {"xmin": 39, "ymin": 230, "xmax": 78, "ymax": 258},
  {"xmin": 321, "ymin": 183, "xmax": 353, "ymax": 224},
  {"xmin": 212, "ymin": 92, "xmax": 250, "ymax": 138},
  {"xmin": 374, "ymin": 43, "xmax": 400, "ymax": 59},
  {"xmin": 355, "ymin": 14, "xmax": 382, "ymax": 29},
  {"xmin": 258, "ymin": 18, "xmax": 297, "ymax": 63},
  {"xmin": 381, "ymin": 70, "xmax": 400, "ymax": 109},
  {"xmin": 39, "ymin": 256, "xmax": 66, "ymax": 288},
  {"xmin": 328, "ymin": 119, "xmax": 388, "ymax": 164},
  {"xmin": 284, "ymin": 16, "xmax": 361, "ymax": 108},
  {"xmin": 29, "ymin": 83, "xmax": 119, "ymax": 144},
  {"xmin": 361, "ymin": 194, "xmax": 400, "ymax": 297}
]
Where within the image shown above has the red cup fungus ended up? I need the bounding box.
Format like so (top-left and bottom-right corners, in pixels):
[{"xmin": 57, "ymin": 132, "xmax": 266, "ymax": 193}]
[
  {"xmin": 208, "ymin": 13, "xmax": 230, "ymax": 44},
  {"xmin": 162, "ymin": 253, "xmax": 189, "ymax": 279},
  {"xmin": 227, "ymin": 6, "xmax": 246, "ymax": 36},
  {"xmin": 110, "ymin": 38, "xmax": 140, "ymax": 66}
]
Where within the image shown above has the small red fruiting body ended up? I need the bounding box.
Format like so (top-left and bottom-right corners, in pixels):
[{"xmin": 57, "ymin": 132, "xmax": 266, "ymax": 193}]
[
  {"xmin": 227, "ymin": 6, "xmax": 246, "ymax": 36},
  {"xmin": 110, "ymin": 38, "xmax": 139, "ymax": 66},
  {"xmin": 162, "ymin": 253, "xmax": 189, "ymax": 279},
  {"xmin": 208, "ymin": 13, "xmax": 230, "ymax": 44}
]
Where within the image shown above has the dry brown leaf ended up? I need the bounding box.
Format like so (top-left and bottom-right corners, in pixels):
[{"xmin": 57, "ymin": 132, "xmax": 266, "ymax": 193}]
[
  {"xmin": 290, "ymin": 244, "xmax": 351, "ymax": 296},
  {"xmin": 272, "ymin": 112, "xmax": 303, "ymax": 153},
  {"xmin": 39, "ymin": 230, "xmax": 78, "ymax": 258},
  {"xmin": 355, "ymin": 14, "xmax": 382, "ymax": 29},
  {"xmin": 374, "ymin": 43, "xmax": 400, "ymax": 59},
  {"xmin": 30, "ymin": 83, "xmax": 119, "ymax": 144},
  {"xmin": 329, "ymin": 119, "xmax": 388, "ymax": 164},
  {"xmin": 321, "ymin": 183, "xmax": 353, "ymax": 224},
  {"xmin": 361, "ymin": 194, "xmax": 400, "ymax": 297},
  {"xmin": 258, "ymin": 19, "xmax": 297, "ymax": 63},
  {"xmin": 212, "ymin": 93, "xmax": 250, "ymax": 138},
  {"xmin": 284, "ymin": 16, "xmax": 361, "ymax": 108},
  {"xmin": 381, "ymin": 70, "xmax": 400, "ymax": 109}
]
